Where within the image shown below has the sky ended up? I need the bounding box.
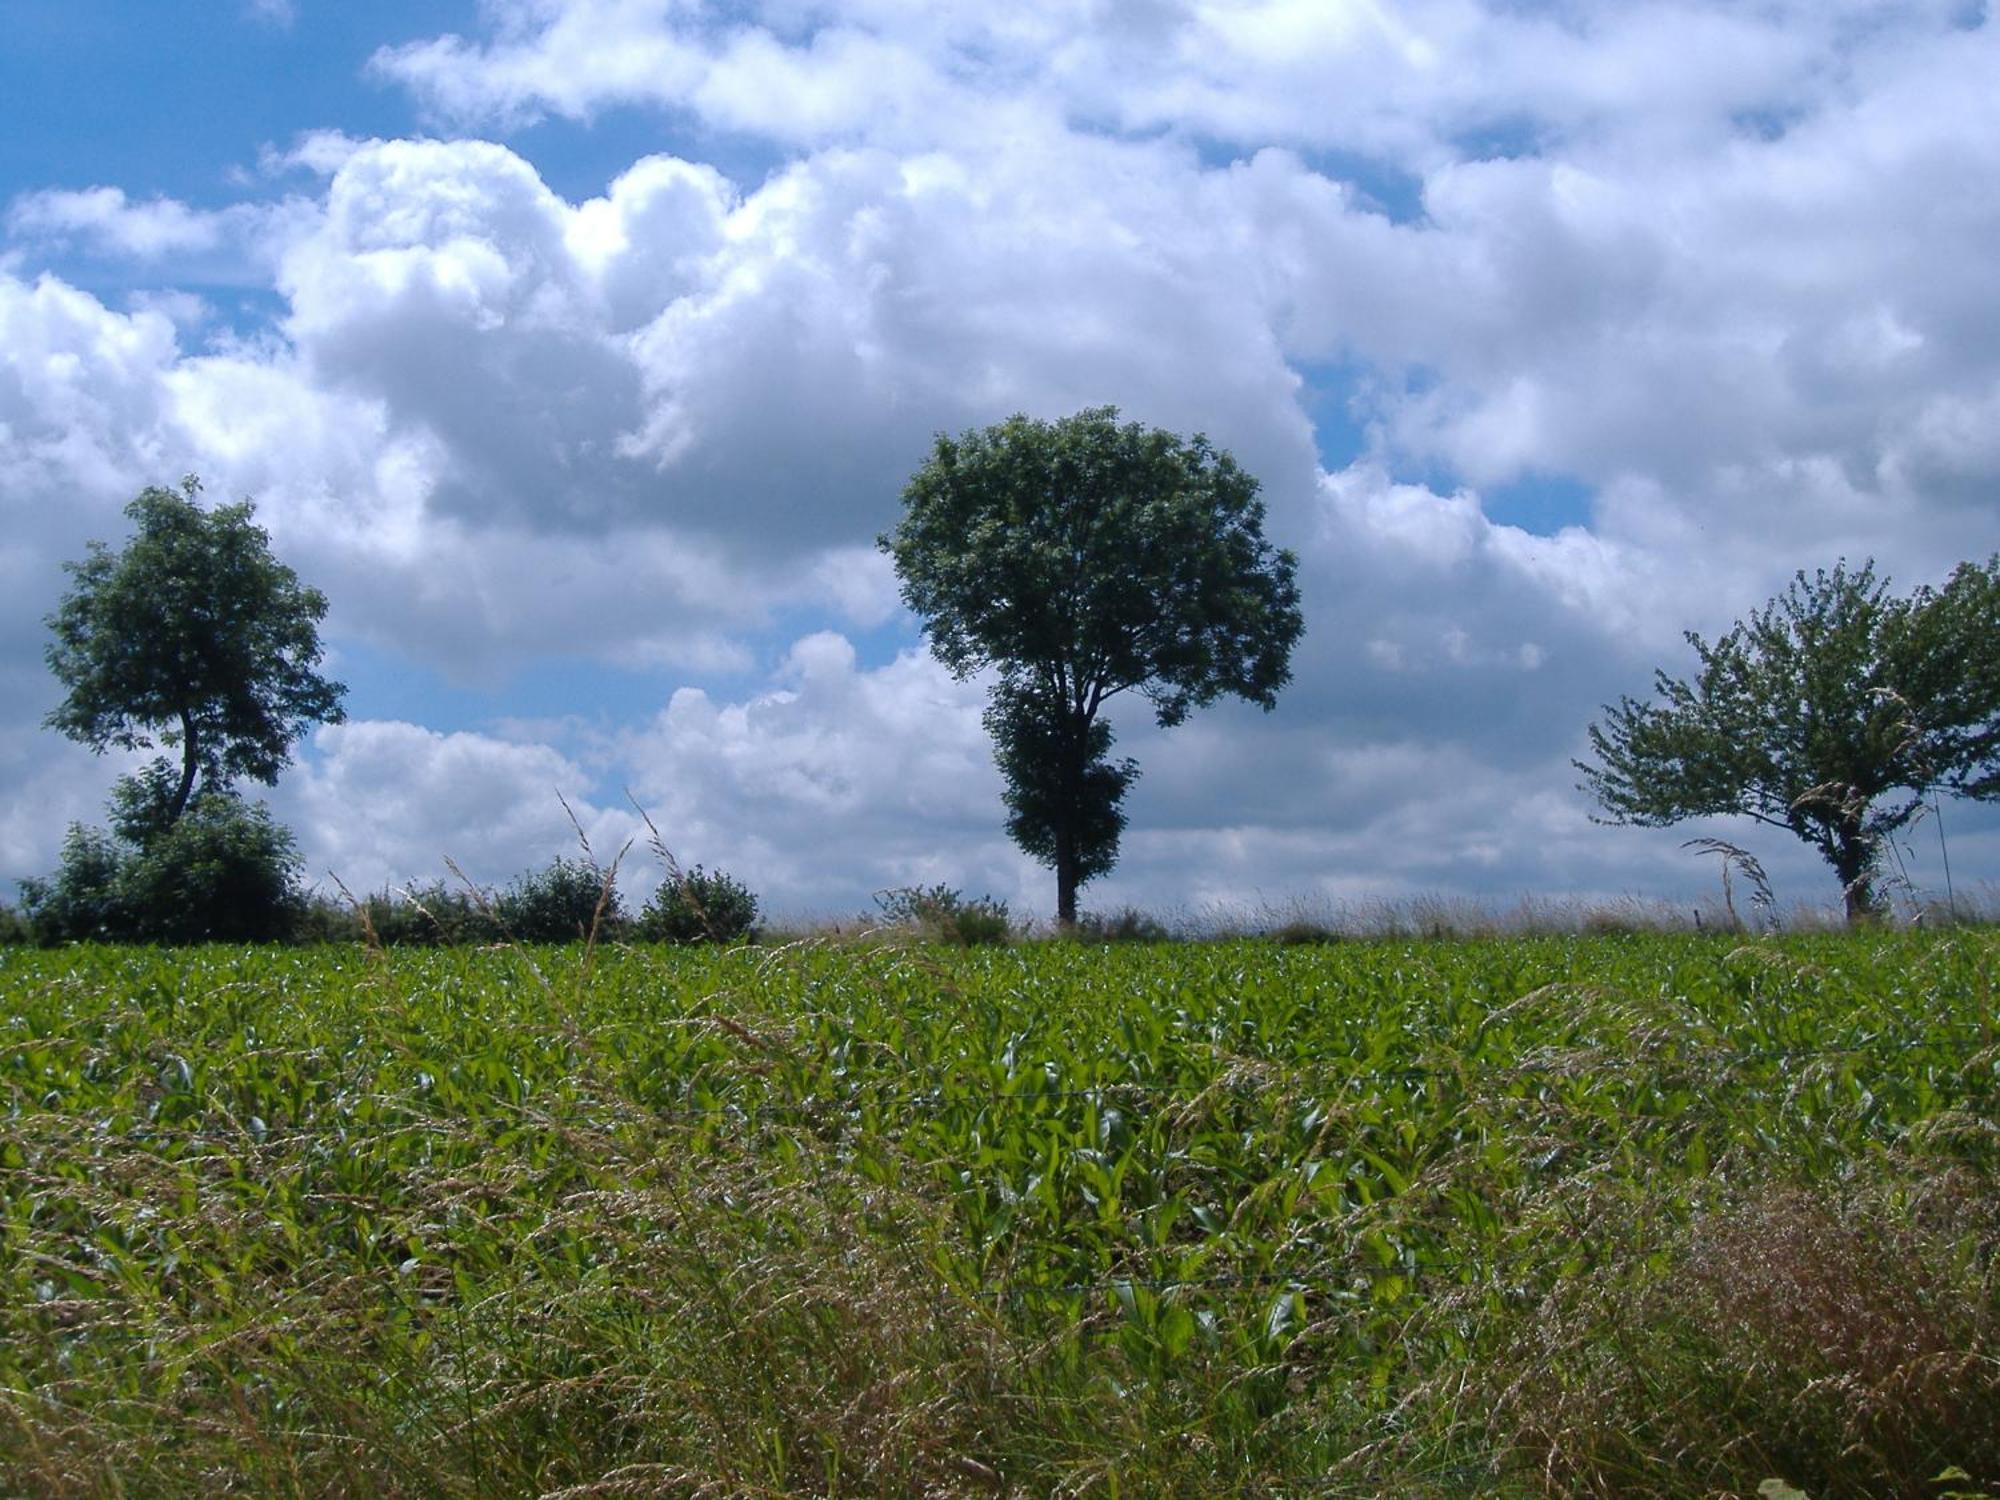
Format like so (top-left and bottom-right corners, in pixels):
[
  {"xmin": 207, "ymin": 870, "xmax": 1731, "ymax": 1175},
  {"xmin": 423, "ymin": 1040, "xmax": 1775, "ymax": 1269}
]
[{"xmin": 3, "ymin": 0, "xmax": 1998, "ymax": 925}]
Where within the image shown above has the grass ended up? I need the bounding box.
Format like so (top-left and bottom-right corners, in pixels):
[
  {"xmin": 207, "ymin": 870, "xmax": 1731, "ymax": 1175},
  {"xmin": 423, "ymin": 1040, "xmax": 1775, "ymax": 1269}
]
[{"xmin": 3, "ymin": 931, "xmax": 1996, "ymax": 1496}]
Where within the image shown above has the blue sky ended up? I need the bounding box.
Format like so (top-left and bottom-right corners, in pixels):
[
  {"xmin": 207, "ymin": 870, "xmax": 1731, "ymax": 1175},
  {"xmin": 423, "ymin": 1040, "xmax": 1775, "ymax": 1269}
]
[
  {"xmin": 0, "ymin": 4, "xmax": 454, "ymax": 204},
  {"xmin": 3, "ymin": 0, "xmax": 1997, "ymax": 920}
]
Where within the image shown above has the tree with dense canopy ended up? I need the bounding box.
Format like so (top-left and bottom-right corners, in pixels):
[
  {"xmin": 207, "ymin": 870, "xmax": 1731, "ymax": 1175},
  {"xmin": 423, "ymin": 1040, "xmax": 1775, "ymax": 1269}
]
[
  {"xmin": 1576, "ymin": 557, "xmax": 2000, "ymax": 922},
  {"xmin": 882, "ymin": 408, "xmax": 1303, "ymax": 924},
  {"xmin": 44, "ymin": 478, "xmax": 347, "ymax": 829}
]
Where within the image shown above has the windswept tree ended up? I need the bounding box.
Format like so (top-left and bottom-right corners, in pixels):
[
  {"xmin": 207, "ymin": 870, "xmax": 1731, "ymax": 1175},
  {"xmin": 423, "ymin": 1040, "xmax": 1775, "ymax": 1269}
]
[
  {"xmin": 883, "ymin": 408, "xmax": 1303, "ymax": 925},
  {"xmin": 1576, "ymin": 557, "xmax": 2000, "ymax": 922},
  {"xmin": 45, "ymin": 477, "xmax": 347, "ymax": 828}
]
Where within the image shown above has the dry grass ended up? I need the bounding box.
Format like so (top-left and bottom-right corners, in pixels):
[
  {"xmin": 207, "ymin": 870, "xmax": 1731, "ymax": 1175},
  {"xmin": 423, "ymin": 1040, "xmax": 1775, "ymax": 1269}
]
[
  {"xmin": 6, "ymin": 933, "xmax": 1996, "ymax": 1498},
  {"xmin": 1470, "ymin": 1168, "xmax": 2000, "ymax": 1498},
  {"xmin": 1, "ymin": 1126, "xmax": 1030, "ymax": 1498}
]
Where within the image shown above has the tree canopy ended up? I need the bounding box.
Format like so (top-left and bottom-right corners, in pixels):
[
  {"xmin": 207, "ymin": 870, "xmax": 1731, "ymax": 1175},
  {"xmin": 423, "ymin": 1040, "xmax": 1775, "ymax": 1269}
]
[
  {"xmin": 1576, "ymin": 556, "xmax": 2000, "ymax": 921},
  {"xmin": 44, "ymin": 478, "xmax": 347, "ymax": 828},
  {"xmin": 882, "ymin": 408, "xmax": 1303, "ymax": 923}
]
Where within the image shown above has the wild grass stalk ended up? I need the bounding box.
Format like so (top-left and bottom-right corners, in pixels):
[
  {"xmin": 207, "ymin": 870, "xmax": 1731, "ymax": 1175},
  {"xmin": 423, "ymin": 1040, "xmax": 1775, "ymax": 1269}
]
[{"xmin": 2, "ymin": 932, "xmax": 1995, "ymax": 1495}]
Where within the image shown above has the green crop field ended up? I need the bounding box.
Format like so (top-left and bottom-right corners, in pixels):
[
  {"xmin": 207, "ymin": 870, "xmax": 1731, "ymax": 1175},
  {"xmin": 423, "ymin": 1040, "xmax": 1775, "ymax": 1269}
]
[{"xmin": 4, "ymin": 933, "xmax": 1996, "ymax": 1498}]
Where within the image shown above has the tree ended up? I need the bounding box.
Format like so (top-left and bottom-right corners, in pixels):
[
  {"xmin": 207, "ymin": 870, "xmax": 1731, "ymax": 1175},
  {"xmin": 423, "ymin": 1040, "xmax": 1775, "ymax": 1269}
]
[
  {"xmin": 882, "ymin": 408, "xmax": 1304, "ymax": 924},
  {"xmin": 1576, "ymin": 557, "xmax": 2000, "ymax": 922},
  {"xmin": 45, "ymin": 477, "xmax": 346, "ymax": 829}
]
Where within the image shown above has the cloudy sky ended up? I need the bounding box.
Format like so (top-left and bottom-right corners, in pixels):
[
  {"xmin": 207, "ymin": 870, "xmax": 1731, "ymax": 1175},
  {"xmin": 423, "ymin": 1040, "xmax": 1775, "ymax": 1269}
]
[{"xmin": 4, "ymin": 0, "xmax": 1997, "ymax": 923}]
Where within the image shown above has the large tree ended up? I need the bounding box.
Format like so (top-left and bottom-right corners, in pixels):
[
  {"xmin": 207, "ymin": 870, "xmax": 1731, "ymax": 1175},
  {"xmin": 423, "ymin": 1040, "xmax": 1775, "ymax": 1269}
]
[
  {"xmin": 44, "ymin": 477, "xmax": 347, "ymax": 828},
  {"xmin": 882, "ymin": 408, "xmax": 1303, "ymax": 924},
  {"xmin": 1576, "ymin": 557, "xmax": 2000, "ymax": 922}
]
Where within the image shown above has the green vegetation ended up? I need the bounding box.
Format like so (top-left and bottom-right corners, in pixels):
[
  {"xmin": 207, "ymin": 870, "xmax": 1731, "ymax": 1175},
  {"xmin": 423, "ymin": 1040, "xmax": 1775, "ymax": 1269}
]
[
  {"xmin": 873, "ymin": 882, "xmax": 1013, "ymax": 946},
  {"xmin": 43, "ymin": 477, "xmax": 345, "ymax": 831},
  {"xmin": 4, "ymin": 932, "xmax": 1995, "ymax": 1496},
  {"xmin": 19, "ymin": 791, "xmax": 304, "ymax": 945},
  {"xmin": 638, "ymin": 864, "xmax": 761, "ymax": 944},
  {"xmin": 1578, "ymin": 557, "xmax": 2000, "ymax": 922},
  {"xmin": 493, "ymin": 855, "xmax": 624, "ymax": 945},
  {"xmin": 26, "ymin": 478, "xmax": 344, "ymax": 946},
  {"xmin": 883, "ymin": 408, "xmax": 1304, "ymax": 924}
]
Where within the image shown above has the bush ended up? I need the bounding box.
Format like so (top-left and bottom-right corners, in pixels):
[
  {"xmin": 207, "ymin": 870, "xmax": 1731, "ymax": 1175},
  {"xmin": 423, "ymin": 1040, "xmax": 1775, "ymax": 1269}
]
[
  {"xmin": 20, "ymin": 794, "xmax": 303, "ymax": 945},
  {"xmin": 296, "ymin": 882, "xmax": 504, "ymax": 947},
  {"xmin": 368, "ymin": 881, "xmax": 499, "ymax": 946},
  {"xmin": 1074, "ymin": 906, "xmax": 1172, "ymax": 943},
  {"xmin": 0, "ymin": 900, "xmax": 35, "ymax": 945},
  {"xmin": 494, "ymin": 856, "xmax": 622, "ymax": 944},
  {"xmin": 1269, "ymin": 919, "xmax": 1342, "ymax": 946},
  {"xmin": 19, "ymin": 823, "xmax": 127, "ymax": 943},
  {"xmin": 638, "ymin": 866, "xmax": 760, "ymax": 944},
  {"xmin": 116, "ymin": 794, "xmax": 304, "ymax": 943},
  {"xmin": 874, "ymin": 885, "xmax": 1012, "ymax": 946}
]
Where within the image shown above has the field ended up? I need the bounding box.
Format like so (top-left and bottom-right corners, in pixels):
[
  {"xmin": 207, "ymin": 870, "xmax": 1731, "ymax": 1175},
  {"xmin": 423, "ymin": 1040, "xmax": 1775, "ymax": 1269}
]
[{"xmin": 3, "ymin": 932, "xmax": 1997, "ymax": 1497}]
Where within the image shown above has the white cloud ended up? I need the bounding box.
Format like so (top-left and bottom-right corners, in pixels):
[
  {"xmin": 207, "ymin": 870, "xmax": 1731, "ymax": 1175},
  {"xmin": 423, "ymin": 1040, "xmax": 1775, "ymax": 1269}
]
[
  {"xmin": 281, "ymin": 720, "xmax": 633, "ymax": 897},
  {"xmin": 617, "ymin": 636, "xmax": 1025, "ymax": 912},
  {"xmin": 369, "ymin": 2, "xmax": 1987, "ymax": 166},
  {"xmin": 4, "ymin": 1, "xmax": 1999, "ymax": 919},
  {"xmin": 7, "ymin": 188, "xmax": 228, "ymax": 259}
]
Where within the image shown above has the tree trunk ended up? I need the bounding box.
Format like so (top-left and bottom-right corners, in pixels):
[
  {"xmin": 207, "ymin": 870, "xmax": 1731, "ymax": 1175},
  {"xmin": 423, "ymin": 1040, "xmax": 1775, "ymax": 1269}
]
[
  {"xmin": 1052, "ymin": 709, "xmax": 1087, "ymax": 929},
  {"xmin": 171, "ymin": 712, "xmax": 200, "ymax": 827},
  {"xmin": 1055, "ymin": 826, "xmax": 1079, "ymax": 928},
  {"xmin": 1832, "ymin": 824, "xmax": 1880, "ymax": 926}
]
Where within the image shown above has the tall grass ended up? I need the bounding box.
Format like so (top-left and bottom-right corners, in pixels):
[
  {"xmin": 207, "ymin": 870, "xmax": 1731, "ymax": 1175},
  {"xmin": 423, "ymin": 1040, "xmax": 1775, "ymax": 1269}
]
[{"xmin": 3, "ymin": 933, "xmax": 1995, "ymax": 1496}]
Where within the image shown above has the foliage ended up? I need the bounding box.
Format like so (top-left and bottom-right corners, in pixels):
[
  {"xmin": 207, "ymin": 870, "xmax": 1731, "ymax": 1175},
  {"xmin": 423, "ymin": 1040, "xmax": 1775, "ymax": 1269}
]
[
  {"xmin": 492, "ymin": 855, "xmax": 622, "ymax": 944},
  {"xmin": 365, "ymin": 881, "xmax": 500, "ymax": 946},
  {"xmin": 985, "ymin": 678, "xmax": 1136, "ymax": 892},
  {"xmin": 2, "ymin": 935, "xmax": 1995, "ymax": 1496},
  {"xmin": 1577, "ymin": 557, "xmax": 2000, "ymax": 921},
  {"xmin": 1074, "ymin": 905, "xmax": 1175, "ymax": 942},
  {"xmin": 19, "ymin": 792, "xmax": 303, "ymax": 944},
  {"xmin": 874, "ymin": 883, "xmax": 1012, "ymax": 945},
  {"xmin": 883, "ymin": 408, "xmax": 1303, "ymax": 923},
  {"xmin": 0, "ymin": 902, "xmax": 31, "ymax": 945},
  {"xmin": 637, "ymin": 865, "xmax": 760, "ymax": 944},
  {"xmin": 113, "ymin": 792, "xmax": 304, "ymax": 943},
  {"xmin": 1269, "ymin": 917, "xmax": 1343, "ymax": 945},
  {"xmin": 296, "ymin": 882, "xmax": 502, "ymax": 947},
  {"xmin": 43, "ymin": 477, "xmax": 346, "ymax": 828},
  {"xmin": 16, "ymin": 824, "xmax": 127, "ymax": 943}
]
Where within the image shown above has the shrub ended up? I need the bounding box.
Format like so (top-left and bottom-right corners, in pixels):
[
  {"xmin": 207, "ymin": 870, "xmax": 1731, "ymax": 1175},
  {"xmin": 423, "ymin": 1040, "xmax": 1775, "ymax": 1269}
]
[
  {"xmin": 0, "ymin": 899, "xmax": 35, "ymax": 945},
  {"xmin": 874, "ymin": 884, "xmax": 1012, "ymax": 946},
  {"xmin": 1270, "ymin": 919, "xmax": 1342, "ymax": 946},
  {"xmin": 19, "ymin": 793, "xmax": 302, "ymax": 944},
  {"xmin": 638, "ymin": 866, "xmax": 759, "ymax": 944},
  {"xmin": 19, "ymin": 824, "xmax": 127, "ymax": 943},
  {"xmin": 374, "ymin": 882, "xmax": 499, "ymax": 946},
  {"xmin": 117, "ymin": 794, "xmax": 304, "ymax": 943},
  {"xmin": 1074, "ymin": 906, "xmax": 1172, "ymax": 943},
  {"xmin": 494, "ymin": 856, "xmax": 622, "ymax": 944},
  {"xmin": 297, "ymin": 882, "xmax": 503, "ymax": 947}
]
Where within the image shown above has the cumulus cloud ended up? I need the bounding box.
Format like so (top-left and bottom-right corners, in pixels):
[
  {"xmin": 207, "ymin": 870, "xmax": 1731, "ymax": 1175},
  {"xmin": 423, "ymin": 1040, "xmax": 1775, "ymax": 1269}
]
[
  {"xmin": 280, "ymin": 720, "xmax": 633, "ymax": 897},
  {"xmin": 370, "ymin": 1, "xmax": 1986, "ymax": 164},
  {"xmin": 7, "ymin": 188, "xmax": 230, "ymax": 260},
  {"xmin": 616, "ymin": 635, "xmax": 1027, "ymax": 912},
  {"xmin": 3, "ymin": 0, "xmax": 1997, "ymax": 918}
]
